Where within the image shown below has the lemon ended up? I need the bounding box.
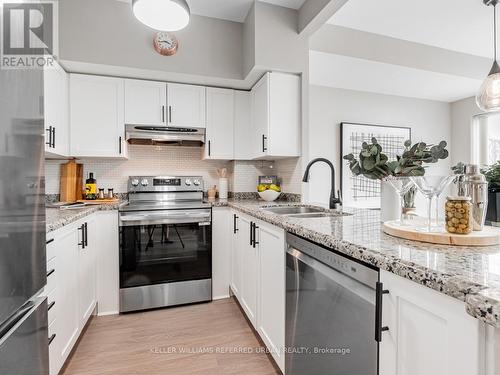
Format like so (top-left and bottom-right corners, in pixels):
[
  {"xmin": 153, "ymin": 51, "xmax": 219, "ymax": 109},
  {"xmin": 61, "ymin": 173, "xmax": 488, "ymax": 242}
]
[{"xmin": 269, "ymin": 184, "xmax": 281, "ymax": 192}]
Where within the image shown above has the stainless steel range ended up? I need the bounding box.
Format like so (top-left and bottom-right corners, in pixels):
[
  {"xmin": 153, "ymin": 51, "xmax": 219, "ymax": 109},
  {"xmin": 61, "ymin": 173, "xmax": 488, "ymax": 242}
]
[{"xmin": 119, "ymin": 176, "xmax": 212, "ymax": 312}]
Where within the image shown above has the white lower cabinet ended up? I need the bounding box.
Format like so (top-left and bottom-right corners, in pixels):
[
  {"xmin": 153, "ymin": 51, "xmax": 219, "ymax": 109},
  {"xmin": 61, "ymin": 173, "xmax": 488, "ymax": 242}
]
[
  {"xmin": 379, "ymin": 270, "xmax": 485, "ymax": 375},
  {"xmin": 212, "ymin": 208, "xmax": 232, "ymax": 300},
  {"xmin": 46, "ymin": 211, "xmax": 119, "ymax": 375},
  {"xmin": 230, "ymin": 210, "xmax": 242, "ymax": 298},
  {"xmin": 238, "ymin": 214, "xmax": 258, "ymax": 327}
]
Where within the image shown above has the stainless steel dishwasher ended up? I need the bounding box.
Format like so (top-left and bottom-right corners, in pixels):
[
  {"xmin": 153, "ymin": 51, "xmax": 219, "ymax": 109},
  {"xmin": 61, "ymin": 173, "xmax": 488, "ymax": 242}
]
[{"xmin": 285, "ymin": 233, "xmax": 387, "ymax": 375}]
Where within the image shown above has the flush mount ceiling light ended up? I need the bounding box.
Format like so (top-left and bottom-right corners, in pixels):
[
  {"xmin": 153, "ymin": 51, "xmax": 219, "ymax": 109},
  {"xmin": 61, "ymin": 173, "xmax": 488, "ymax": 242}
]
[
  {"xmin": 477, "ymin": 0, "xmax": 500, "ymax": 112},
  {"xmin": 132, "ymin": 0, "xmax": 190, "ymax": 31}
]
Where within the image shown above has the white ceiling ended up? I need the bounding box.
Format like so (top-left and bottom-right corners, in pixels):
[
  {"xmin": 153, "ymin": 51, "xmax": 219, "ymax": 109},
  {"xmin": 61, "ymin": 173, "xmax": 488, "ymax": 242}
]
[
  {"xmin": 118, "ymin": 0, "xmax": 307, "ymax": 22},
  {"xmin": 328, "ymin": 0, "xmax": 494, "ymax": 58},
  {"xmin": 309, "ymin": 51, "xmax": 482, "ymax": 103}
]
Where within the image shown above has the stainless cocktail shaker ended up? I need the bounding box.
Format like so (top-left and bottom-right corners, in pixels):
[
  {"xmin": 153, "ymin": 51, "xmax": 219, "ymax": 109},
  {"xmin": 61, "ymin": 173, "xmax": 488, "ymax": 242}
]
[{"xmin": 460, "ymin": 164, "xmax": 488, "ymax": 231}]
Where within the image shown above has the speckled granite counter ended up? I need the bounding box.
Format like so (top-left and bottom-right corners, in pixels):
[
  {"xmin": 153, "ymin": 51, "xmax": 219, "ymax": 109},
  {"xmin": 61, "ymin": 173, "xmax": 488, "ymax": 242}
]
[
  {"xmin": 213, "ymin": 199, "xmax": 500, "ymax": 328},
  {"xmin": 46, "ymin": 201, "xmax": 125, "ymax": 233}
]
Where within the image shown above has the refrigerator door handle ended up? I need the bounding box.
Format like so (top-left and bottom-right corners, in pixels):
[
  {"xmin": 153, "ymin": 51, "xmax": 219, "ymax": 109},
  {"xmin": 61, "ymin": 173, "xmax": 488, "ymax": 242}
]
[{"xmin": 0, "ymin": 300, "xmax": 35, "ymax": 341}]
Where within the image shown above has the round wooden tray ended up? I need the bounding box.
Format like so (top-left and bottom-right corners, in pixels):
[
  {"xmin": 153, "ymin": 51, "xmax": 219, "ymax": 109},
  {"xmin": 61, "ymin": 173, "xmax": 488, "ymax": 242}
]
[{"xmin": 382, "ymin": 220, "xmax": 500, "ymax": 246}]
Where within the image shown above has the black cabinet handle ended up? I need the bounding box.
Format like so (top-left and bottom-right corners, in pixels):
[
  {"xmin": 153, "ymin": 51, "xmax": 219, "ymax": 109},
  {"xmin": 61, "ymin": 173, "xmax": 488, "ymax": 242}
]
[
  {"xmin": 78, "ymin": 224, "xmax": 85, "ymax": 249},
  {"xmin": 45, "ymin": 126, "xmax": 53, "ymax": 147},
  {"xmin": 51, "ymin": 127, "xmax": 56, "ymax": 148},
  {"xmin": 375, "ymin": 281, "xmax": 389, "ymax": 342},
  {"xmin": 48, "ymin": 301, "xmax": 55, "ymax": 311},
  {"xmin": 250, "ymin": 222, "xmax": 253, "ymax": 246},
  {"xmin": 262, "ymin": 134, "xmax": 267, "ymax": 153},
  {"xmin": 168, "ymin": 106, "xmax": 172, "ymax": 123},
  {"xmin": 46, "ymin": 238, "xmax": 54, "ymax": 245},
  {"xmin": 48, "ymin": 334, "xmax": 56, "ymax": 346},
  {"xmin": 46, "ymin": 269, "xmax": 55, "ymax": 278},
  {"xmin": 233, "ymin": 214, "xmax": 238, "ymax": 234},
  {"xmin": 84, "ymin": 222, "xmax": 88, "ymax": 247},
  {"xmin": 208, "ymin": 140, "xmax": 211, "ymax": 157},
  {"xmin": 162, "ymin": 105, "xmax": 165, "ymax": 123},
  {"xmin": 253, "ymin": 224, "xmax": 259, "ymax": 248},
  {"xmin": 119, "ymin": 136, "xmax": 122, "ymax": 154}
]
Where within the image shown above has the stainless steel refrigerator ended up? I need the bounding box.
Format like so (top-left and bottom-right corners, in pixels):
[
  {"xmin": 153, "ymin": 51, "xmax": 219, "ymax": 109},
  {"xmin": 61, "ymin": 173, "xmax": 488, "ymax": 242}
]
[{"xmin": 0, "ymin": 62, "xmax": 49, "ymax": 373}]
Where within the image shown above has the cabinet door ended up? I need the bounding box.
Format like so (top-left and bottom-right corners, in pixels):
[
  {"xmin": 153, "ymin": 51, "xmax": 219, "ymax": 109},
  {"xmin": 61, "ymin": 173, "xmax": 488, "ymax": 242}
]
[
  {"xmin": 212, "ymin": 208, "xmax": 232, "ymax": 299},
  {"xmin": 54, "ymin": 225, "xmax": 79, "ymax": 366},
  {"xmin": 379, "ymin": 270, "xmax": 484, "ymax": 375},
  {"xmin": 69, "ymin": 74, "xmax": 126, "ymax": 158},
  {"xmin": 233, "ymin": 91, "xmax": 253, "ymax": 160},
  {"xmin": 230, "ymin": 211, "xmax": 241, "ymax": 297},
  {"xmin": 239, "ymin": 215, "xmax": 258, "ymax": 327},
  {"xmin": 257, "ymin": 222, "xmax": 285, "ymax": 372},
  {"xmin": 78, "ymin": 217, "xmax": 96, "ymax": 329},
  {"xmin": 251, "ymin": 74, "xmax": 269, "ymax": 159},
  {"xmin": 167, "ymin": 83, "xmax": 206, "ymax": 128},
  {"xmin": 44, "ymin": 62, "xmax": 69, "ymax": 157},
  {"xmin": 124, "ymin": 79, "xmax": 166, "ymax": 126},
  {"xmin": 205, "ymin": 88, "xmax": 234, "ymax": 159}
]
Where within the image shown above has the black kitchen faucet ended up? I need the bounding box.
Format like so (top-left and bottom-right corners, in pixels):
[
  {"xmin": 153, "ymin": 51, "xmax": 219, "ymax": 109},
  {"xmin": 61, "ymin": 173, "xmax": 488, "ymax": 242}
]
[{"xmin": 302, "ymin": 158, "xmax": 342, "ymax": 209}]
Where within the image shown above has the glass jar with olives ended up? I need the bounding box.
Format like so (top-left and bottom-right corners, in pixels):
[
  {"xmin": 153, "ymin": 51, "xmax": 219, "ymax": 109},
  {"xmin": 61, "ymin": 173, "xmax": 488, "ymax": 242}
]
[{"xmin": 445, "ymin": 196, "xmax": 472, "ymax": 235}]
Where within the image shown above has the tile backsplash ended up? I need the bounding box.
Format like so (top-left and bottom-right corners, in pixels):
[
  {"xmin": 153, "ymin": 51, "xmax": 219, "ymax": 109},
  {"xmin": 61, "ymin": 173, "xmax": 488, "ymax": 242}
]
[{"xmin": 45, "ymin": 145, "xmax": 302, "ymax": 195}]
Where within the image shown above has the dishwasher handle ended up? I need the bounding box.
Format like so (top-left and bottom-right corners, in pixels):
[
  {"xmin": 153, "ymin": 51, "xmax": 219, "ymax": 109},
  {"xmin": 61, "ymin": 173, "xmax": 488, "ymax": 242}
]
[{"xmin": 375, "ymin": 281, "xmax": 389, "ymax": 342}]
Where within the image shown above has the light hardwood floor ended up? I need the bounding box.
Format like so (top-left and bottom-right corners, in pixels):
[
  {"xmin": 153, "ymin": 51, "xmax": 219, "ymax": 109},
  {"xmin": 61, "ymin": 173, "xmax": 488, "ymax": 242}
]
[{"xmin": 62, "ymin": 298, "xmax": 281, "ymax": 375}]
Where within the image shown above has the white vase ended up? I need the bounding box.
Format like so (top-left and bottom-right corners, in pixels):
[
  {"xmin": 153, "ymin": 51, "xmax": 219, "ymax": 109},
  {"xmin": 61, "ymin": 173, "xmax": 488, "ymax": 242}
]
[{"xmin": 380, "ymin": 180, "xmax": 400, "ymax": 222}]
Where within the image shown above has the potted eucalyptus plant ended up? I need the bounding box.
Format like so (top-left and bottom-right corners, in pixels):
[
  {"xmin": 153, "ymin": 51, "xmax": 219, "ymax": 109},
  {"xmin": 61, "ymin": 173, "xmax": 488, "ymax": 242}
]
[
  {"xmin": 483, "ymin": 162, "xmax": 500, "ymax": 225},
  {"xmin": 343, "ymin": 138, "xmax": 449, "ymax": 220}
]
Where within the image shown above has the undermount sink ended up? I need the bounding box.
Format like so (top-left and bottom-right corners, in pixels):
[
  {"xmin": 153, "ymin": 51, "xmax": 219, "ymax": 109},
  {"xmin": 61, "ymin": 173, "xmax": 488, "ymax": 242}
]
[
  {"xmin": 262, "ymin": 206, "xmax": 326, "ymax": 215},
  {"xmin": 286, "ymin": 213, "xmax": 335, "ymax": 218}
]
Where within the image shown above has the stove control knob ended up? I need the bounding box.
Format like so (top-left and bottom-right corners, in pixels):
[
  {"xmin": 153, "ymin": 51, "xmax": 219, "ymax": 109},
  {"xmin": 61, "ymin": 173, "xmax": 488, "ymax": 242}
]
[
  {"xmin": 131, "ymin": 179, "xmax": 140, "ymax": 187},
  {"xmin": 140, "ymin": 179, "xmax": 149, "ymax": 186},
  {"xmin": 185, "ymin": 179, "xmax": 192, "ymax": 186},
  {"xmin": 193, "ymin": 179, "xmax": 201, "ymax": 186}
]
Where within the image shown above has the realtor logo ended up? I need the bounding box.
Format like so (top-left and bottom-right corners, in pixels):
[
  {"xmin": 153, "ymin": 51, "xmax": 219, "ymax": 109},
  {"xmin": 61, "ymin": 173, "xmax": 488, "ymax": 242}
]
[{"xmin": 1, "ymin": 1, "xmax": 57, "ymax": 69}]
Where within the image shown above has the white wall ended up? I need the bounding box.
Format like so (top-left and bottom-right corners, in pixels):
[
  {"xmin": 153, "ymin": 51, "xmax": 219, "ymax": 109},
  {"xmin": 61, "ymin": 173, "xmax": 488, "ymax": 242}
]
[
  {"xmin": 450, "ymin": 96, "xmax": 481, "ymax": 166},
  {"xmin": 307, "ymin": 85, "xmax": 452, "ymax": 207}
]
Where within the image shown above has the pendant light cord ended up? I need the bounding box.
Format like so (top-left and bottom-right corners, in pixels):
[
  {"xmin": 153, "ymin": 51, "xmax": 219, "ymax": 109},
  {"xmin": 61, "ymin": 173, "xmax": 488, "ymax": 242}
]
[{"xmin": 495, "ymin": 2, "xmax": 498, "ymax": 61}]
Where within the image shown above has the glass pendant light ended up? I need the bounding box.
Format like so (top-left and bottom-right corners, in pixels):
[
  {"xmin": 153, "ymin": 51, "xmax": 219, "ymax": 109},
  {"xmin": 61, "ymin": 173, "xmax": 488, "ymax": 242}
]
[
  {"xmin": 132, "ymin": 0, "xmax": 190, "ymax": 31},
  {"xmin": 477, "ymin": 0, "xmax": 500, "ymax": 112}
]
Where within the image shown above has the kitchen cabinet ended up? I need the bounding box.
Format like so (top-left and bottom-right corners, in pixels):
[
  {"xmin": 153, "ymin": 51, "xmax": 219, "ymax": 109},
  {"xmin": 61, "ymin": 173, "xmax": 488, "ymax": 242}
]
[
  {"xmin": 69, "ymin": 74, "xmax": 127, "ymax": 158},
  {"xmin": 77, "ymin": 216, "xmax": 97, "ymax": 329},
  {"xmin": 44, "ymin": 61, "xmax": 69, "ymax": 157},
  {"xmin": 167, "ymin": 83, "xmax": 206, "ymax": 128},
  {"xmin": 251, "ymin": 72, "xmax": 301, "ymax": 159},
  {"xmin": 124, "ymin": 79, "xmax": 167, "ymax": 126},
  {"xmin": 212, "ymin": 208, "xmax": 232, "ymax": 300},
  {"xmin": 256, "ymin": 222, "xmax": 285, "ymax": 371},
  {"xmin": 379, "ymin": 270, "xmax": 484, "ymax": 375},
  {"xmin": 233, "ymin": 91, "xmax": 253, "ymax": 160},
  {"xmin": 230, "ymin": 210, "xmax": 242, "ymax": 298},
  {"xmin": 238, "ymin": 214, "xmax": 258, "ymax": 327},
  {"xmin": 204, "ymin": 88, "xmax": 234, "ymax": 160}
]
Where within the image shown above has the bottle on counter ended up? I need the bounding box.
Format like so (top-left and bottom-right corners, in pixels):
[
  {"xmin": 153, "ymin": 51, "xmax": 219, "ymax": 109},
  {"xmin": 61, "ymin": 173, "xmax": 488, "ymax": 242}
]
[{"xmin": 85, "ymin": 172, "xmax": 97, "ymax": 200}]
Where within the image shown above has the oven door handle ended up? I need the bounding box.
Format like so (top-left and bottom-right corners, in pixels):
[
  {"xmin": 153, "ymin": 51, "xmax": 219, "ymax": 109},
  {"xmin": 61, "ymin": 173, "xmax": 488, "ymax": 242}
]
[{"xmin": 119, "ymin": 212, "xmax": 211, "ymax": 227}]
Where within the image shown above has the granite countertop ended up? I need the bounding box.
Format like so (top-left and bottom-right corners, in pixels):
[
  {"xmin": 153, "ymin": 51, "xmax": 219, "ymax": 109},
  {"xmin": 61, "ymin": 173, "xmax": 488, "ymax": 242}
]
[
  {"xmin": 46, "ymin": 201, "xmax": 125, "ymax": 233},
  {"xmin": 213, "ymin": 198, "xmax": 500, "ymax": 328}
]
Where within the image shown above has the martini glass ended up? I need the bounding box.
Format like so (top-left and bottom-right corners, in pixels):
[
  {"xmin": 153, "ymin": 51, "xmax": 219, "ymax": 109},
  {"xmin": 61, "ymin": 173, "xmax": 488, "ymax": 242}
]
[
  {"xmin": 411, "ymin": 175, "xmax": 454, "ymax": 232},
  {"xmin": 384, "ymin": 177, "xmax": 415, "ymax": 225}
]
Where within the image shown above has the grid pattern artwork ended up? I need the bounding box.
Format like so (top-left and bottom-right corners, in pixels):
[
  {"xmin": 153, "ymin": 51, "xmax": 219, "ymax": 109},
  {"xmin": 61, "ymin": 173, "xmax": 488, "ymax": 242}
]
[{"xmin": 341, "ymin": 123, "xmax": 411, "ymax": 208}]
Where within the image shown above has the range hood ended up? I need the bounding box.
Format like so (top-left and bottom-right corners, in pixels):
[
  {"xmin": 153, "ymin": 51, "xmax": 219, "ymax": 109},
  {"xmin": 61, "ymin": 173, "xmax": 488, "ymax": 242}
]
[{"xmin": 125, "ymin": 125, "xmax": 205, "ymax": 146}]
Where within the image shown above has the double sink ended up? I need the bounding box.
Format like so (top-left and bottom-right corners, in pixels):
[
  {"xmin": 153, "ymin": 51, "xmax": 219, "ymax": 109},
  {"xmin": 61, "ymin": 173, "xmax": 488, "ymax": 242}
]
[{"xmin": 262, "ymin": 206, "xmax": 346, "ymax": 218}]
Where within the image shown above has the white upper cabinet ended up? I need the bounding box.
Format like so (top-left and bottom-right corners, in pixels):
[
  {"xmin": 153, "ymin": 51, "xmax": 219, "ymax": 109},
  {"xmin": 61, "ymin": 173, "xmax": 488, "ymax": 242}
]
[
  {"xmin": 124, "ymin": 79, "xmax": 167, "ymax": 126},
  {"xmin": 205, "ymin": 87, "xmax": 234, "ymax": 160},
  {"xmin": 44, "ymin": 61, "xmax": 69, "ymax": 157},
  {"xmin": 167, "ymin": 83, "xmax": 206, "ymax": 128},
  {"xmin": 233, "ymin": 90, "xmax": 254, "ymax": 160},
  {"xmin": 251, "ymin": 72, "xmax": 301, "ymax": 159},
  {"xmin": 69, "ymin": 74, "xmax": 127, "ymax": 158}
]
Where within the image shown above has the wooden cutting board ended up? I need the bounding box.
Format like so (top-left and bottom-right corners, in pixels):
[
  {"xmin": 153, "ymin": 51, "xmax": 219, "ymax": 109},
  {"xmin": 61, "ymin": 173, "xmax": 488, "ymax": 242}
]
[
  {"xmin": 382, "ymin": 220, "xmax": 500, "ymax": 246},
  {"xmin": 60, "ymin": 160, "xmax": 83, "ymax": 202},
  {"xmin": 77, "ymin": 198, "xmax": 119, "ymax": 205}
]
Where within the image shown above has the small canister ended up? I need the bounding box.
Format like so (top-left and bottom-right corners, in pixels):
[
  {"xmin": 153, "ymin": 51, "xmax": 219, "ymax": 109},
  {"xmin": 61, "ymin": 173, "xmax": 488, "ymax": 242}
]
[
  {"xmin": 445, "ymin": 196, "xmax": 473, "ymax": 235},
  {"xmin": 98, "ymin": 188, "xmax": 105, "ymax": 200},
  {"xmin": 107, "ymin": 188, "xmax": 114, "ymax": 199}
]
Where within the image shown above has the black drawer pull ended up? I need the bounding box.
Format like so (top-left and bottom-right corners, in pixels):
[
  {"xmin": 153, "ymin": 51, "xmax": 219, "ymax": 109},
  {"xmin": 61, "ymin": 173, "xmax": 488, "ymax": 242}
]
[
  {"xmin": 48, "ymin": 334, "xmax": 56, "ymax": 346},
  {"xmin": 78, "ymin": 224, "xmax": 85, "ymax": 248},
  {"xmin": 46, "ymin": 238, "xmax": 54, "ymax": 245},
  {"xmin": 233, "ymin": 214, "xmax": 238, "ymax": 234},
  {"xmin": 48, "ymin": 301, "xmax": 55, "ymax": 311},
  {"xmin": 46, "ymin": 269, "xmax": 55, "ymax": 278},
  {"xmin": 375, "ymin": 282, "xmax": 390, "ymax": 342}
]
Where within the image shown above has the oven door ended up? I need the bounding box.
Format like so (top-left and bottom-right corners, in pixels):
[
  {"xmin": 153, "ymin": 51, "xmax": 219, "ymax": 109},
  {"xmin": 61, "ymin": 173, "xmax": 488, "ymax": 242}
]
[{"xmin": 119, "ymin": 209, "xmax": 212, "ymax": 305}]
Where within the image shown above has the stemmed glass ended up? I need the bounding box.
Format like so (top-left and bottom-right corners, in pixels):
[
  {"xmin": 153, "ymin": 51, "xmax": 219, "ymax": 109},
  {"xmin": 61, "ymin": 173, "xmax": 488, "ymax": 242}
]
[
  {"xmin": 384, "ymin": 177, "xmax": 415, "ymax": 225},
  {"xmin": 411, "ymin": 175, "xmax": 454, "ymax": 232}
]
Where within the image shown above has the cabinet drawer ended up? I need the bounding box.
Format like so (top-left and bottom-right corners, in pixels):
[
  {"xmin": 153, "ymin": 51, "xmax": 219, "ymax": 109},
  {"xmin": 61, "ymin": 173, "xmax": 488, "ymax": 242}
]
[
  {"xmin": 45, "ymin": 257, "xmax": 57, "ymax": 295},
  {"xmin": 46, "ymin": 237, "xmax": 56, "ymax": 262},
  {"xmin": 47, "ymin": 288, "xmax": 57, "ymax": 326},
  {"xmin": 48, "ymin": 319, "xmax": 59, "ymax": 375}
]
